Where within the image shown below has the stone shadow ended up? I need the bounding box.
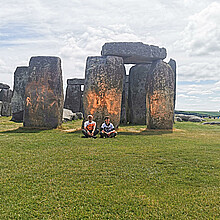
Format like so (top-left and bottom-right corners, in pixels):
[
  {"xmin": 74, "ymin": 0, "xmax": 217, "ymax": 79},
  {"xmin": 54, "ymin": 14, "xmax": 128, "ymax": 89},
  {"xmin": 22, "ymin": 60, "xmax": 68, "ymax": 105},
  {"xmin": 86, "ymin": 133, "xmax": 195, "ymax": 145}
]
[{"xmin": 0, "ymin": 127, "xmax": 49, "ymax": 134}]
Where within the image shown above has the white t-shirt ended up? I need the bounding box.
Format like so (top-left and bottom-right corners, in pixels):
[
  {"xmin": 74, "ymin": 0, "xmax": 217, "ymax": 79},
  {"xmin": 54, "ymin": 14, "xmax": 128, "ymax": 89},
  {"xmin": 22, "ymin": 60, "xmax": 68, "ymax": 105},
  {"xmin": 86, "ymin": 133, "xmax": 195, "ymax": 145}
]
[
  {"xmin": 84, "ymin": 120, "xmax": 96, "ymax": 131},
  {"xmin": 101, "ymin": 122, "xmax": 114, "ymax": 132}
]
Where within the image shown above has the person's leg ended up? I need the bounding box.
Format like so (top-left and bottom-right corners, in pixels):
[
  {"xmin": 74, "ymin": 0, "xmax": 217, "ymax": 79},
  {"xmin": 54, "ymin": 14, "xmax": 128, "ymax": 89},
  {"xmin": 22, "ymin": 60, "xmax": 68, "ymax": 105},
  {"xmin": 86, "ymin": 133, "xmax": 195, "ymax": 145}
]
[
  {"xmin": 110, "ymin": 131, "xmax": 117, "ymax": 138},
  {"xmin": 100, "ymin": 130, "xmax": 105, "ymax": 138},
  {"xmin": 94, "ymin": 129, "xmax": 99, "ymax": 136},
  {"xmin": 82, "ymin": 129, "xmax": 89, "ymax": 138}
]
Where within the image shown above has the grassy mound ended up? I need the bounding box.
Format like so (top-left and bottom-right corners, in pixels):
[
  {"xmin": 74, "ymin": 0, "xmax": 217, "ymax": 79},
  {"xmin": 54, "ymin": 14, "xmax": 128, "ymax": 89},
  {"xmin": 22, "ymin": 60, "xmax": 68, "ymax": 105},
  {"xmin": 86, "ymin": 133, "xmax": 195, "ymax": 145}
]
[{"xmin": 0, "ymin": 117, "xmax": 219, "ymax": 219}]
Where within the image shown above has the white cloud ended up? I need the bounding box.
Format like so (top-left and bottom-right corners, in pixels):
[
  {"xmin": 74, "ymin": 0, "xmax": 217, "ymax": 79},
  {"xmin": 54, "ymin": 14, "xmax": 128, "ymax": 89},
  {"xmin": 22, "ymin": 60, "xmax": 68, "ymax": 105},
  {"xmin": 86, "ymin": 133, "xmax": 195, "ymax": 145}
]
[{"xmin": 179, "ymin": 2, "xmax": 220, "ymax": 56}]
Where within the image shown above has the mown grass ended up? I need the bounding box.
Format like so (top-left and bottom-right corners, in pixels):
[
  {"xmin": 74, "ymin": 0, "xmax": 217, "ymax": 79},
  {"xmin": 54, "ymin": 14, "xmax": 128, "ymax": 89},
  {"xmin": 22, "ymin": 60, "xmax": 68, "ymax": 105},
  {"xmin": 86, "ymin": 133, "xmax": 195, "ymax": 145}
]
[{"xmin": 0, "ymin": 117, "xmax": 219, "ymax": 219}]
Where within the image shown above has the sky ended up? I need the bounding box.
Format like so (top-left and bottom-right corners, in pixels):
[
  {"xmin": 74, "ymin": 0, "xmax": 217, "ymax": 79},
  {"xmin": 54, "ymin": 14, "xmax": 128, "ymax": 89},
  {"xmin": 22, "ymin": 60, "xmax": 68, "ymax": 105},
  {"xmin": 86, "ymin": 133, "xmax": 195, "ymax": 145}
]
[{"xmin": 0, "ymin": 0, "xmax": 220, "ymax": 111}]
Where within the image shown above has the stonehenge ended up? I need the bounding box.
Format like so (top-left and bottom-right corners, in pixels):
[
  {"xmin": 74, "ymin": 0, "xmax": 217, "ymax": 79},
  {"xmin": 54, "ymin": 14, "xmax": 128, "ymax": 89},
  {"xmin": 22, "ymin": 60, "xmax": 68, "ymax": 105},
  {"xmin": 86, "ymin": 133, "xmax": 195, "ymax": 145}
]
[
  {"xmin": 23, "ymin": 56, "xmax": 64, "ymax": 128},
  {"xmin": 83, "ymin": 42, "xmax": 176, "ymax": 129},
  {"xmin": 8, "ymin": 42, "xmax": 176, "ymax": 130}
]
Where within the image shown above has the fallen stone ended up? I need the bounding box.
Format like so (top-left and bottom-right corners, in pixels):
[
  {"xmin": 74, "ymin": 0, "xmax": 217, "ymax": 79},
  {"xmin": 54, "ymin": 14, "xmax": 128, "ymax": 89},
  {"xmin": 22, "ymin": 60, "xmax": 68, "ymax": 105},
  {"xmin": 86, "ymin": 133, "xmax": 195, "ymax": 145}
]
[
  {"xmin": 63, "ymin": 108, "xmax": 75, "ymax": 121},
  {"xmin": 146, "ymin": 60, "xmax": 175, "ymax": 129},
  {"xmin": 101, "ymin": 42, "xmax": 166, "ymax": 64},
  {"xmin": 11, "ymin": 66, "xmax": 29, "ymax": 122},
  {"xmin": 23, "ymin": 56, "xmax": 64, "ymax": 128},
  {"xmin": 174, "ymin": 116, "xmax": 183, "ymax": 122},
  {"xmin": 83, "ymin": 56, "xmax": 125, "ymax": 128},
  {"xmin": 203, "ymin": 121, "xmax": 220, "ymax": 125},
  {"xmin": 188, "ymin": 116, "xmax": 203, "ymax": 122},
  {"xmin": 128, "ymin": 64, "xmax": 152, "ymax": 125}
]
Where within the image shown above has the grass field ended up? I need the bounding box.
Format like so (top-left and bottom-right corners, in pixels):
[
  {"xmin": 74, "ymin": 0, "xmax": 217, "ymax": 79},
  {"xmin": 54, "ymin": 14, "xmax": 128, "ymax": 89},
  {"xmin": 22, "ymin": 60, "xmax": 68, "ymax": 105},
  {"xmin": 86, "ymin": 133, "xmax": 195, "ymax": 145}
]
[{"xmin": 0, "ymin": 117, "xmax": 220, "ymax": 219}]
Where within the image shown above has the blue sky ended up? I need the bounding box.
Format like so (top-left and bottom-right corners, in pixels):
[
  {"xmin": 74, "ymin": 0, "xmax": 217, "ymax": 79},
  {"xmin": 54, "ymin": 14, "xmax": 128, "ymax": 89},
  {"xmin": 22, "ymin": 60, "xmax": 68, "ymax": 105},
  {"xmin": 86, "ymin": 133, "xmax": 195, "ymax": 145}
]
[{"xmin": 0, "ymin": 0, "xmax": 220, "ymax": 111}]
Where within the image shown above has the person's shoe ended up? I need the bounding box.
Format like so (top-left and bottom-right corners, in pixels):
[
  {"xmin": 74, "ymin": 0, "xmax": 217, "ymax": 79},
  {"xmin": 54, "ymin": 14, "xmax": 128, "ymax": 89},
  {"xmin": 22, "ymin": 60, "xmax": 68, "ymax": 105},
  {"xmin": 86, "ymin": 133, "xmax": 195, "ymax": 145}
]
[
  {"xmin": 93, "ymin": 136, "xmax": 97, "ymax": 139},
  {"xmin": 81, "ymin": 136, "xmax": 88, "ymax": 138}
]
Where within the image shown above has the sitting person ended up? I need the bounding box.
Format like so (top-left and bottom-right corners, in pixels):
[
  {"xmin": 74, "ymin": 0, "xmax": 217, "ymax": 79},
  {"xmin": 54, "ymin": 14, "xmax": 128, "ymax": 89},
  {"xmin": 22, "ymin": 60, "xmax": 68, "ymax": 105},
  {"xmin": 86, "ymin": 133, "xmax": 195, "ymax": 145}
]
[
  {"xmin": 100, "ymin": 116, "xmax": 117, "ymax": 138},
  {"xmin": 82, "ymin": 115, "xmax": 98, "ymax": 138}
]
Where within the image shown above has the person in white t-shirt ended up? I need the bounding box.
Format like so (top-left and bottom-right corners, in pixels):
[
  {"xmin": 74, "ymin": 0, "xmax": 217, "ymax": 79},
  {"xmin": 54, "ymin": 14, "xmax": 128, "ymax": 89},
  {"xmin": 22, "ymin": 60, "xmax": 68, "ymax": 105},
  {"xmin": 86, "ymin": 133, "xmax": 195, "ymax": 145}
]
[
  {"xmin": 82, "ymin": 115, "xmax": 98, "ymax": 138},
  {"xmin": 100, "ymin": 116, "xmax": 117, "ymax": 138}
]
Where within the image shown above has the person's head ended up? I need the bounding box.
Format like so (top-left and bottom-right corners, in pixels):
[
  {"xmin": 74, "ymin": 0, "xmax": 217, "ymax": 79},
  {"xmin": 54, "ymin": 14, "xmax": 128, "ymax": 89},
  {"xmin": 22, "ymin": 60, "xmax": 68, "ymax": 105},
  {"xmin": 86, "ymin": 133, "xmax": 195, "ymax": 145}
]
[
  {"xmin": 104, "ymin": 116, "xmax": 110, "ymax": 124},
  {"xmin": 88, "ymin": 115, "xmax": 93, "ymax": 122}
]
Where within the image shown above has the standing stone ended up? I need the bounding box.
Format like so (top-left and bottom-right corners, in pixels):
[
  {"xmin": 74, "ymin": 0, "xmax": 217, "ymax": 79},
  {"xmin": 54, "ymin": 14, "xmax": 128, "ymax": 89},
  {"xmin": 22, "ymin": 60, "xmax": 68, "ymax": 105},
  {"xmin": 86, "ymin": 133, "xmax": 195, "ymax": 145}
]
[
  {"xmin": 0, "ymin": 101, "xmax": 3, "ymax": 116},
  {"xmin": 64, "ymin": 79, "xmax": 84, "ymax": 113},
  {"xmin": 168, "ymin": 59, "xmax": 177, "ymax": 110},
  {"xmin": 0, "ymin": 89, "xmax": 12, "ymax": 116},
  {"xmin": 120, "ymin": 75, "xmax": 129, "ymax": 124},
  {"xmin": 146, "ymin": 60, "xmax": 175, "ymax": 129},
  {"xmin": 83, "ymin": 56, "xmax": 125, "ymax": 128},
  {"xmin": 23, "ymin": 56, "xmax": 64, "ymax": 128},
  {"xmin": 101, "ymin": 42, "xmax": 166, "ymax": 64},
  {"xmin": 128, "ymin": 64, "xmax": 152, "ymax": 124},
  {"xmin": 11, "ymin": 66, "xmax": 29, "ymax": 122}
]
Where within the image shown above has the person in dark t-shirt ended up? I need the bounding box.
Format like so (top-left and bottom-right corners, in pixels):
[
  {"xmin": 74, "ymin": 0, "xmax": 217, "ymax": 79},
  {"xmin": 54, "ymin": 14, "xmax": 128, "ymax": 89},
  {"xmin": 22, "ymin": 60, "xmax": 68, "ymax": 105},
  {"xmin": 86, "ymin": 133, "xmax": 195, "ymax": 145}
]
[{"xmin": 100, "ymin": 116, "xmax": 117, "ymax": 138}]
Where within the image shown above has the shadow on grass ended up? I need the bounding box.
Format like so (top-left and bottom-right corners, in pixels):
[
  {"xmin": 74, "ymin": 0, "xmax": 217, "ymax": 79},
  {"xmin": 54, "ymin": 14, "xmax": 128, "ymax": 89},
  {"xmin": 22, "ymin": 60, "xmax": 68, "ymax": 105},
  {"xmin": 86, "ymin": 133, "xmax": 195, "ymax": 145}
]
[
  {"xmin": 118, "ymin": 129, "xmax": 173, "ymax": 136},
  {"xmin": 64, "ymin": 128, "xmax": 173, "ymax": 136},
  {"xmin": 0, "ymin": 127, "xmax": 49, "ymax": 134}
]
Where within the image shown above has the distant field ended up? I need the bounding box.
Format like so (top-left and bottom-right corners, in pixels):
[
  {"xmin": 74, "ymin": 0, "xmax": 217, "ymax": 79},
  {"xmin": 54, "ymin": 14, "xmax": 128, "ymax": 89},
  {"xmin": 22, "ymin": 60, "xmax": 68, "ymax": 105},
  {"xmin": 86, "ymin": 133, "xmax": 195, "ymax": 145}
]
[
  {"xmin": 175, "ymin": 110, "xmax": 220, "ymax": 117},
  {"xmin": 0, "ymin": 117, "xmax": 220, "ymax": 219}
]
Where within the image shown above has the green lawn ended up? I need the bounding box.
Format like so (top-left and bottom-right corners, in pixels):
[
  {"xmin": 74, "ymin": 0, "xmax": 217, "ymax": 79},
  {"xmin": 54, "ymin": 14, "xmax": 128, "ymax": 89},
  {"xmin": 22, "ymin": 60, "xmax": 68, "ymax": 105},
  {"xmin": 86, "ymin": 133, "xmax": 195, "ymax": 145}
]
[{"xmin": 0, "ymin": 117, "xmax": 219, "ymax": 219}]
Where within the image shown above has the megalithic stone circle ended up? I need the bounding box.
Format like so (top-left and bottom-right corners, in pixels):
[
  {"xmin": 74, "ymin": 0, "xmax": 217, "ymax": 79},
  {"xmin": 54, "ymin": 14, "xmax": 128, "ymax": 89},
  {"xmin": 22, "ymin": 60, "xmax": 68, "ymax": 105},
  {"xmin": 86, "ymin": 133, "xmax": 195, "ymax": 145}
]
[
  {"xmin": 23, "ymin": 56, "xmax": 64, "ymax": 128},
  {"xmin": 101, "ymin": 42, "xmax": 166, "ymax": 64},
  {"xmin": 146, "ymin": 60, "xmax": 175, "ymax": 129},
  {"xmin": 11, "ymin": 66, "xmax": 29, "ymax": 122},
  {"xmin": 128, "ymin": 64, "xmax": 152, "ymax": 125},
  {"xmin": 83, "ymin": 56, "xmax": 125, "ymax": 128}
]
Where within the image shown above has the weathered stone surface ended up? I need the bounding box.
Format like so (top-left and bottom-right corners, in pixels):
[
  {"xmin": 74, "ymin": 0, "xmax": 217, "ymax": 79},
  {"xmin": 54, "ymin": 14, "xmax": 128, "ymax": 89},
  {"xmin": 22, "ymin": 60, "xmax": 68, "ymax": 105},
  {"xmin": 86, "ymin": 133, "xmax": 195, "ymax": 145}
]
[
  {"xmin": 146, "ymin": 60, "xmax": 175, "ymax": 129},
  {"xmin": 128, "ymin": 64, "xmax": 152, "ymax": 124},
  {"xmin": 120, "ymin": 75, "xmax": 128, "ymax": 124},
  {"xmin": 0, "ymin": 83, "xmax": 10, "ymax": 89},
  {"xmin": 67, "ymin": 79, "xmax": 85, "ymax": 85},
  {"xmin": 0, "ymin": 89, "xmax": 12, "ymax": 116},
  {"xmin": 64, "ymin": 79, "xmax": 83, "ymax": 113},
  {"xmin": 175, "ymin": 114, "xmax": 193, "ymax": 121},
  {"xmin": 0, "ymin": 101, "xmax": 2, "ymax": 116},
  {"xmin": 174, "ymin": 116, "xmax": 183, "ymax": 122},
  {"xmin": 11, "ymin": 66, "xmax": 29, "ymax": 122},
  {"xmin": 188, "ymin": 116, "xmax": 203, "ymax": 122},
  {"xmin": 23, "ymin": 56, "xmax": 64, "ymax": 128},
  {"xmin": 101, "ymin": 42, "xmax": 166, "ymax": 64},
  {"xmin": 168, "ymin": 59, "xmax": 177, "ymax": 110},
  {"xmin": 83, "ymin": 56, "xmax": 125, "ymax": 128}
]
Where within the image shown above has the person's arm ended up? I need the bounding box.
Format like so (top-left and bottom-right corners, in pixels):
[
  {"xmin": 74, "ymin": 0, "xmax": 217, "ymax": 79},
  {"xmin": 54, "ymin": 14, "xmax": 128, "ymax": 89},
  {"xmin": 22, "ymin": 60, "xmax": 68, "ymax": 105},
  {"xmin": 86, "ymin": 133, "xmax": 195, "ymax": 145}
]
[
  {"xmin": 108, "ymin": 124, "xmax": 115, "ymax": 135},
  {"xmin": 91, "ymin": 122, "xmax": 96, "ymax": 135}
]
